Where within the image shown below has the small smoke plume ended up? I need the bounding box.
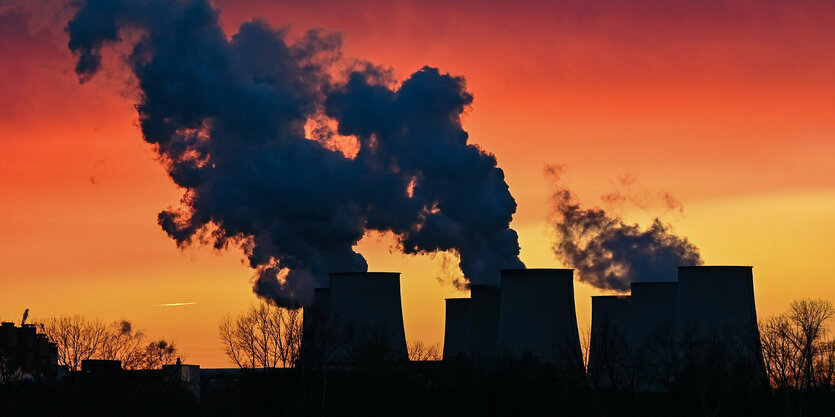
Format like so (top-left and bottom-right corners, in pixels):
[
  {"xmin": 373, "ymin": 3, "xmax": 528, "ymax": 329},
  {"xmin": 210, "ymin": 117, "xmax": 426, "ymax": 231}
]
[
  {"xmin": 66, "ymin": 0, "xmax": 523, "ymax": 306},
  {"xmin": 547, "ymin": 165, "xmax": 702, "ymax": 291}
]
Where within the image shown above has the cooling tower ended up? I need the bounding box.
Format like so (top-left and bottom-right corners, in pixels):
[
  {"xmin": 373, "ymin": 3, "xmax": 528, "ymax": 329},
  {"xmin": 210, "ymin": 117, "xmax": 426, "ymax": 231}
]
[
  {"xmin": 468, "ymin": 284, "xmax": 501, "ymax": 360},
  {"xmin": 676, "ymin": 266, "xmax": 765, "ymax": 385},
  {"xmin": 327, "ymin": 272, "xmax": 409, "ymax": 362},
  {"xmin": 629, "ymin": 282, "xmax": 678, "ymax": 349},
  {"xmin": 676, "ymin": 266, "xmax": 759, "ymax": 346},
  {"xmin": 587, "ymin": 295, "xmax": 631, "ymax": 387},
  {"xmin": 299, "ymin": 287, "xmax": 332, "ymax": 365},
  {"xmin": 443, "ymin": 298, "xmax": 471, "ymax": 360},
  {"xmin": 497, "ymin": 269, "xmax": 583, "ymax": 370}
]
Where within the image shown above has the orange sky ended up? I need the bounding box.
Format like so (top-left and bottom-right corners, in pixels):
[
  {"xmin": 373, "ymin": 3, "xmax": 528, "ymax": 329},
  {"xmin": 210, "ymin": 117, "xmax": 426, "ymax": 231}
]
[{"xmin": 1, "ymin": 0, "xmax": 834, "ymax": 367}]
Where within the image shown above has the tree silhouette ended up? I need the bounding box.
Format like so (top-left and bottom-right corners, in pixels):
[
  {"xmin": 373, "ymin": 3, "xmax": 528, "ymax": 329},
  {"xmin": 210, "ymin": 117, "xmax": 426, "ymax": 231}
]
[
  {"xmin": 218, "ymin": 301, "xmax": 303, "ymax": 369},
  {"xmin": 40, "ymin": 315, "xmax": 178, "ymax": 371}
]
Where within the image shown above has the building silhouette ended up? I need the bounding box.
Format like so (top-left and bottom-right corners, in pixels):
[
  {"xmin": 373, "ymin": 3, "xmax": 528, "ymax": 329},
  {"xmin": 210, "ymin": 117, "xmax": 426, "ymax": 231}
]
[{"xmin": 0, "ymin": 322, "xmax": 58, "ymax": 380}]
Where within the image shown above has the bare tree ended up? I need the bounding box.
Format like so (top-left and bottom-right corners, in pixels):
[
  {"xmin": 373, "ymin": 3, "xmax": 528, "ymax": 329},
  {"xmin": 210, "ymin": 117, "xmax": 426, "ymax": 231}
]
[
  {"xmin": 40, "ymin": 315, "xmax": 109, "ymax": 371},
  {"xmin": 408, "ymin": 341, "xmax": 441, "ymax": 361},
  {"xmin": 788, "ymin": 299, "xmax": 834, "ymax": 389},
  {"xmin": 759, "ymin": 298, "xmax": 835, "ymax": 390},
  {"xmin": 40, "ymin": 316, "xmax": 178, "ymax": 371},
  {"xmin": 99, "ymin": 320, "xmax": 146, "ymax": 370},
  {"xmin": 139, "ymin": 339, "xmax": 179, "ymax": 369},
  {"xmin": 219, "ymin": 301, "xmax": 303, "ymax": 369},
  {"xmin": 814, "ymin": 340, "xmax": 835, "ymax": 389}
]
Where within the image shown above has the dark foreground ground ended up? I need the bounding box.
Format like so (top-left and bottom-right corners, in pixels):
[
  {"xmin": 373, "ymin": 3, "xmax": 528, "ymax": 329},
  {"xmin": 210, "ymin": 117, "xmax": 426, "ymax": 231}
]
[{"xmin": 2, "ymin": 359, "xmax": 834, "ymax": 417}]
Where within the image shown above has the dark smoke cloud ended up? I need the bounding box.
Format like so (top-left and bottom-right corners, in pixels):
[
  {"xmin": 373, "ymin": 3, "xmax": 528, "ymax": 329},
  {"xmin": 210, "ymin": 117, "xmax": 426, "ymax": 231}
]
[
  {"xmin": 547, "ymin": 166, "xmax": 702, "ymax": 292},
  {"xmin": 66, "ymin": 0, "xmax": 522, "ymax": 306}
]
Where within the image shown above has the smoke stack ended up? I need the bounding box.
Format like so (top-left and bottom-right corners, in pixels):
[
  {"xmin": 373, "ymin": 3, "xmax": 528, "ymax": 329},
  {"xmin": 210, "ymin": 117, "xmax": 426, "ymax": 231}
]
[
  {"xmin": 443, "ymin": 298, "xmax": 471, "ymax": 360},
  {"xmin": 629, "ymin": 281, "xmax": 677, "ymax": 349},
  {"xmin": 468, "ymin": 285, "xmax": 501, "ymax": 360},
  {"xmin": 587, "ymin": 295, "xmax": 631, "ymax": 387},
  {"xmin": 327, "ymin": 272, "xmax": 408, "ymax": 363},
  {"xmin": 497, "ymin": 269, "xmax": 583, "ymax": 370}
]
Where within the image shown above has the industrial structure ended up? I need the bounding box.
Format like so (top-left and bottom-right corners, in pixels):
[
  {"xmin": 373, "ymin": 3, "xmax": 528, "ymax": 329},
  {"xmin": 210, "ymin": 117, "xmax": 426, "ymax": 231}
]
[
  {"xmin": 629, "ymin": 281, "xmax": 678, "ymax": 349},
  {"xmin": 587, "ymin": 295, "xmax": 631, "ymax": 387},
  {"xmin": 291, "ymin": 264, "xmax": 764, "ymax": 391},
  {"xmin": 468, "ymin": 285, "xmax": 501, "ymax": 360},
  {"xmin": 0, "ymin": 322, "xmax": 58, "ymax": 380},
  {"xmin": 587, "ymin": 265, "xmax": 765, "ymax": 389},
  {"xmin": 300, "ymin": 272, "xmax": 409, "ymax": 364},
  {"xmin": 677, "ymin": 266, "xmax": 761, "ymax": 350},
  {"xmin": 442, "ymin": 298, "xmax": 471, "ymax": 359},
  {"xmin": 497, "ymin": 269, "xmax": 583, "ymax": 370},
  {"xmin": 441, "ymin": 269, "xmax": 585, "ymax": 371}
]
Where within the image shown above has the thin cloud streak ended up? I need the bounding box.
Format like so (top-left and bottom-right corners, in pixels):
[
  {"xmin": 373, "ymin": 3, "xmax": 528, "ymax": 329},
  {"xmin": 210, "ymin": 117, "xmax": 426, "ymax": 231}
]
[{"xmin": 152, "ymin": 302, "xmax": 197, "ymax": 307}]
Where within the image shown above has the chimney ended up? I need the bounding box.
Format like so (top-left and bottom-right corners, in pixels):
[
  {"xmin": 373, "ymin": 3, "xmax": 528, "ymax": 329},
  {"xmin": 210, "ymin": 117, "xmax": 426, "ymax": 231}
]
[
  {"xmin": 468, "ymin": 284, "xmax": 501, "ymax": 360},
  {"xmin": 442, "ymin": 298, "xmax": 471, "ymax": 360},
  {"xmin": 497, "ymin": 269, "xmax": 583, "ymax": 370},
  {"xmin": 326, "ymin": 272, "xmax": 408, "ymax": 363}
]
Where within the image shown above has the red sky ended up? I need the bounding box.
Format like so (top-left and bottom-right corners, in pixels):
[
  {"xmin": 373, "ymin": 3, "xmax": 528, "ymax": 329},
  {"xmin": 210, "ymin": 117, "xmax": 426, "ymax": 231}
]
[{"xmin": 1, "ymin": 0, "xmax": 834, "ymax": 367}]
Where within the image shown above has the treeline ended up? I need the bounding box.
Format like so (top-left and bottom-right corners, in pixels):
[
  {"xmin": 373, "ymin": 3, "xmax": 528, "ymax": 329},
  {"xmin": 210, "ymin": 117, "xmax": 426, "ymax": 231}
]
[{"xmin": 39, "ymin": 316, "xmax": 179, "ymax": 371}]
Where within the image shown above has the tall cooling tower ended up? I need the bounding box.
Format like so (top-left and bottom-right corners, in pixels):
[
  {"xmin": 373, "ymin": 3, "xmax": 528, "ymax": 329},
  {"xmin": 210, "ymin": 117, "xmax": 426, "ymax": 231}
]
[
  {"xmin": 300, "ymin": 287, "xmax": 331, "ymax": 365},
  {"xmin": 629, "ymin": 282, "xmax": 678, "ymax": 349},
  {"xmin": 468, "ymin": 285, "xmax": 501, "ymax": 360},
  {"xmin": 443, "ymin": 298, "xmax": 471, "ymax": 360},
  {"xmin": 676, "ymin": 265, "xmax": 766, "ymax": 387},
  {"xmin": 587, "ymin": 295, "xmax": 631, "ymax": 387},
  {"xmin": 676, "ymin": 266, "xmax": 759, "ymax": 346},
  {"xmin": 497, "ymin": 269, "xmax": 583, "ymax": 370},
  {"xmin": 328, "ymin": 272, "xmax": 409, "ymax": 362}
]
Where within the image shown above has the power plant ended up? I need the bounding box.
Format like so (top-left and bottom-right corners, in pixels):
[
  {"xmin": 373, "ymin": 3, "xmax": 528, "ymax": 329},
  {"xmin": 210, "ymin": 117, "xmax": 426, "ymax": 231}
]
[
  {"xmin": 298, "ymin": 265, "xmax": 764, "ymax": 390},
  {"xmin": 586, "ymin": 266, "xmax": 765, "ymax": 389}
]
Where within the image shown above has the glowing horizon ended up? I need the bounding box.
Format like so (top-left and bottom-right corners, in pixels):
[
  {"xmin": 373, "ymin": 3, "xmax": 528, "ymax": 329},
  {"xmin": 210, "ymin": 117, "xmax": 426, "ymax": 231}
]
[{"xmin": 1, "ymin": 0, "xmax": 834, "ymax": 367}]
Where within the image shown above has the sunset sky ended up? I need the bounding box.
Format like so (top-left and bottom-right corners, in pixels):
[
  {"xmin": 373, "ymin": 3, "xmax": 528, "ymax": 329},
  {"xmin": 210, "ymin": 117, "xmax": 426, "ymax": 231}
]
[{"xmin": 1, "ymin": 0, "xmax": 834, "ymax": 367}]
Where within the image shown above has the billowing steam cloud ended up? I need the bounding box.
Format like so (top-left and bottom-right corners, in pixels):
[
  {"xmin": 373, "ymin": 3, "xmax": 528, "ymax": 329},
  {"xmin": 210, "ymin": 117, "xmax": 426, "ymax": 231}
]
[
  {"xmin": 66, "ymin": 0, "xmax": 523, "ymax": 306},
  {"xmin": 547, "ymin": 166, "xmax": 702, "ymax": 291}
]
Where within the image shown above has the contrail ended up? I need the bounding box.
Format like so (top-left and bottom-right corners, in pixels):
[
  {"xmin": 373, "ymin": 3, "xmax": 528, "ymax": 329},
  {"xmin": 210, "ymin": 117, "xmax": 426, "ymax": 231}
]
[{"xmin": 153, "ymin": 302, "xmax": 197, "ymax": 307}]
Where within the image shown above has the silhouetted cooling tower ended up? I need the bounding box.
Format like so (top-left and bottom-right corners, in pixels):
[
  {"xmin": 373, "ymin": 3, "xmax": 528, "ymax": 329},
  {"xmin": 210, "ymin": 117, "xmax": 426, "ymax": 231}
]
[
  {"xmin": 587, "ymin": 295, "xmax": 631, "ymax": 387},
  {"xmin": 328, "ymin": 272, "xmax": 409, "ymax": 362},
  {"xmin": 443, "ymin": 298, "xmax": 471, "ymax": 360},
  {"xmin": 630, "ymin": 282, "xmax": 678, "ymax": 348},
  {"xmin": 468, "ymin": 285, "xmax": 501, "ymax": 360},
  {"xmin": 676, "ymin": 266, "xmax": 766, "ymax": 385},
  {"xmin": 497, "ymin": 269, "xmax": 583, "ymax": 369},
  {"xmin": 677, "ymin": 266, "xmax": 759, "ymax": 345},
  {"xmin": 300, "ymin": 287, "xmax": 332, "ymax": 365}
]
